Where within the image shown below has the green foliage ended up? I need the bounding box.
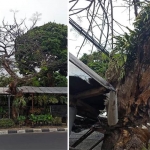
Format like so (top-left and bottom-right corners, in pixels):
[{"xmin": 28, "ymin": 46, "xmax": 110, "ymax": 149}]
[
  {"xmin": 107, "ymin": 28, "xmax": 137, "ymax": 81},
  {"xmin": 53, "ymin": 72, "xmax": 67, "ymax": 87},
  {"xmin": 59, "ymin": 96, "xmax": 67, "ymax": 104},
  {"xmin": 52, "ymin": 117, "xmax": 62, "ymax": 125},
  {"xmin": 13, "ymin": 96, "xmax": 26, "ymax": 116},
  {"xmin": 36, "ymin": 114, "xmax": 53, "ymax": 124},
  {"xmin": 106, "ymin": 3, "xmax": 150, "ymax": 82},
  {"xmin": 29, "ymin": 114, "xmax": 37, "ymax": 123},
  {"xmin": 48, "ymin": 96, "xmax": 58, "ymax": 104},
  {"xmin": 17, "ymin": 115, "xmax": 26, "ymax": 122},
  {"xmin": 0, "ymin": 118, "xmax": 15, "ymax": 128},
  {"xmin": 28, "ymin": 94, "xmax": 66, "ymax": 106},
  {"xmin": 22, "ymin": 67, "xmax": 67, "ymax": 87},
  {"xmin": 46, "ymin": 114, "xmax": 53, "ymax": 123},
  {"xmin": 13, "ymin": 96, "xmax": 26, "ymax": 108},
  {"xmin": 37, "ymin": 95, "xmax": 44, "ymax": 106},
  {"xmin": 31, "ymin": 77, "xmax": 40, "ymax": 87},
  {"xmin": 29, "ymin": 114, "xmax": 53, "ymax": 125},
  {"xmin": 80, "ymin": 51, "xmax": 109, "ymax": 78},
  {"xmin": 15, "ymin": 22, "xmax": 67, "ymax": 77},
  {"xmin": 17, "ymin": 115, "xmax": 26, "ymax": 126},
  {"xmin": 0, "ymin": 76, "xmax": 13, "ymax": 87},
  {"xmin": 106, "ymin": 53, "xmax": 127, "ymax": 82}
]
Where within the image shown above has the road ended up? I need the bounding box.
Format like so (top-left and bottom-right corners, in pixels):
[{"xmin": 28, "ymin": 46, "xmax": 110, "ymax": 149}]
[{"xmin": 0, "ymin": 132, "xmax": 67, "ymax": 150}]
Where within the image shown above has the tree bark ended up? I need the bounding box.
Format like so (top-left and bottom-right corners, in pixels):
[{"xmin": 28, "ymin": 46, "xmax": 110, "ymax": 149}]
[{"xmin": 102, "ymin": 30, "xmax": 150, "ymax": 150}]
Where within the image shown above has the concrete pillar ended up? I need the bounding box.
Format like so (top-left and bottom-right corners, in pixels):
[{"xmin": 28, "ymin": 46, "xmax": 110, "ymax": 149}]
[
  {"xmin": 69, "ymin": 106, "xmax": 77, "ymax": 135},
  {"xmin": 107, "ymin": 91, "xmax": 118, "ymax": 126}
]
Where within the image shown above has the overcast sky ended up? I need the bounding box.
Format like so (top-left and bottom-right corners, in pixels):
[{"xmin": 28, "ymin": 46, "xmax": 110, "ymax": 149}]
[{"xmin": 0, "ymin": 0, "xmax": 67, "ymax": 26}]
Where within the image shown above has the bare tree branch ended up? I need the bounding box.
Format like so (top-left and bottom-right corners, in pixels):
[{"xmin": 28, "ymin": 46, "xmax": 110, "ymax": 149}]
[
  {"xmin": 69, "ymin": 0, "xmax": 148, "ymax": 56},
  {"xmin": 0, "ymin": 10, "xmax": 41, "ymax": 81}
]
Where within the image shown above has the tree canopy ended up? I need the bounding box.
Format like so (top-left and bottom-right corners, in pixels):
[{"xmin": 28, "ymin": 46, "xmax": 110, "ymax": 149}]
[
  {"xmin": 15, "ymin": 22, "xmax": 67, "ymax": 77},
  {"xmin": 0, "ymin": 11, "xmax": 67, "ymax": 87},
  {"xmin": 80, "ymin": 51, "xmax": 109, "ymax": 78}
]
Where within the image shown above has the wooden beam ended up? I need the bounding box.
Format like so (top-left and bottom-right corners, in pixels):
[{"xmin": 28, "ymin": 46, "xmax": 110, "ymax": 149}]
[{"xmin": 73, "ymin": 87, "xmax": 106, "ymax": 100}]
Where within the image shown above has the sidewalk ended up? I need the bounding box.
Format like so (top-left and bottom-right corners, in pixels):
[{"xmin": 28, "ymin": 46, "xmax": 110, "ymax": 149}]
[{"xmin": 0, "ymin": 126, "xmax": 67, "ymax": 135}]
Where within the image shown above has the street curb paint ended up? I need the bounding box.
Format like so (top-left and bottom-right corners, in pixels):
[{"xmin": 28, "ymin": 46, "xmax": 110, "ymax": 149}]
[
  {"xmin": 57, "ymin": 128, "xmax": 65, "ymax": 131},
  {"xmin": 17, "ymin": 130, "xmax": 26, "ymax": 134},
  {"xmin": 49, "ymin": 128, "xmax": 57, "ymax": 132},
  {"xmin": 25, "ymin": 129, "xmax": 33, "ymax": 133},
  {"xmin": 33, "ymin": 129, "xmax": 42, "ymax": 133},
  {"xmin": 0, "ymin": 130, "xmax": 8, "ymax": 135},
  {"xmin": 0, "ymin": 128, "xmax": 67, "ymax": 135},
  {"xmin": 8, "ymin": 130, "xmax": 17, "ymax": 134}
]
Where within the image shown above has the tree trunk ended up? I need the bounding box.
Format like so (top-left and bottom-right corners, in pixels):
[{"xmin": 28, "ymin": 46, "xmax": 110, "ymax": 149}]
[{"xmin": 102, "ymin": 39, "xmax": 150, "ymax": 149}]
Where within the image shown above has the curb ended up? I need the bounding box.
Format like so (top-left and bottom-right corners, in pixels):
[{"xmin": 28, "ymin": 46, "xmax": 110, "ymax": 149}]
[{"xmin": 0, "ymin": 128, "xmax": 67, "ymax": 135}]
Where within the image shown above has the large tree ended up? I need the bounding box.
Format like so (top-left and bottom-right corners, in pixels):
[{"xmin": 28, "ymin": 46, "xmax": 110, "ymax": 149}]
[
  {"xmin": 69, "ymin": 1, "xmax": 150, "ymax": 149},
  {"xmin": 15, "ymin": 22, "xmax": 67, "ymax": 86},
  {"xmin": 15, "ymin": 22, "xmax": 67, "ymax": 76},
  {"xmin": 0, "ymin": 11, "xmax": 67, "ymax": 87}
]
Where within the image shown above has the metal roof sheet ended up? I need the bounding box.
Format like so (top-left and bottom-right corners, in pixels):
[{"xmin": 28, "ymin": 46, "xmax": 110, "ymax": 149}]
[
  {"xmin": 0, "ymin": 86, "xmax": 67, "ymax": 95},
  {"xmin": 0, "ymin": 87, "xmax": 10, "ymax": 95},
  {"xmin": 17, "ymin": 86, "xmax": 67, "ymax": 94},
  {"xmin": 69, "ymin": 52, "xmax": 115, "ymax": 91}
]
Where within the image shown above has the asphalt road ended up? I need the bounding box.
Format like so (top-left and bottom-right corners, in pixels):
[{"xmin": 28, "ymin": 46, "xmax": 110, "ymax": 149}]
[{"xmin": 0, "ymin": 132, "xmax": 67, "ymax": 150}]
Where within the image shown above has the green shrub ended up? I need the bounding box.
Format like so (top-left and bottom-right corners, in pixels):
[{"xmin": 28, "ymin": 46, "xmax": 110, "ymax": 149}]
[
  {"xmin": 52, "ymin": 117, "xmax": 62, "ymax": 125},
  {"xmin": 17, "ymin": 115, "xmax": 26, "ymax": 126},
  {"xmin": 46, "ymin": 114, "xmax": 53, "ymax": 124},
  {"xmin": 29, "ymin": 114, "xmax": 37, "ymax": 124},
  {"xmin": 0, "ymin": 118, "xmax": 15, "ymax": 128},
  {"xmin": 30, "ymin": 114, "xmax": 53, "ymax": 125}
]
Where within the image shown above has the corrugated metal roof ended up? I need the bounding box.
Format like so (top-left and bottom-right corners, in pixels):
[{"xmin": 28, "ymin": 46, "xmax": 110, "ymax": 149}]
[
  {"xmin": 0, "ymin": 87, "xmax": 10, "ymax": 95},
  {"xmin": 69, "ymin": 52, "xmax": 115, "ymax": 91},
  {"xmin": 17, "ymin": 86, "xmax": 67, "ymax": 94},
  {"xmin": 0, "ymin": 87, "xmax": 67, "ymax": 95}
]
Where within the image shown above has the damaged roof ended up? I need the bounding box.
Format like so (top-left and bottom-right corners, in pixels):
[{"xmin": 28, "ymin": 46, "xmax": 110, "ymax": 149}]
[
  {"xmin": 0, "ymin": 87, "xmax": 67, "ymax": 95},
  {"xmin": 69, "ymin": 52, "xmax": 115, "ymax": 91},
  {"xmin": 69, "ymin": 52, "xmax": 115, "ymax": 120},
  {"xmin": 18, "ymin": 86, "xmax": 67, "ymax": 94}
]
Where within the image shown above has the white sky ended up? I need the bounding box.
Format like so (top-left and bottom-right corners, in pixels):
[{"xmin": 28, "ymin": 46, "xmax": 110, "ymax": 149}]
[{"xmin": 0, "ymin": 0, "xmax": 67, "ymax": 26}]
